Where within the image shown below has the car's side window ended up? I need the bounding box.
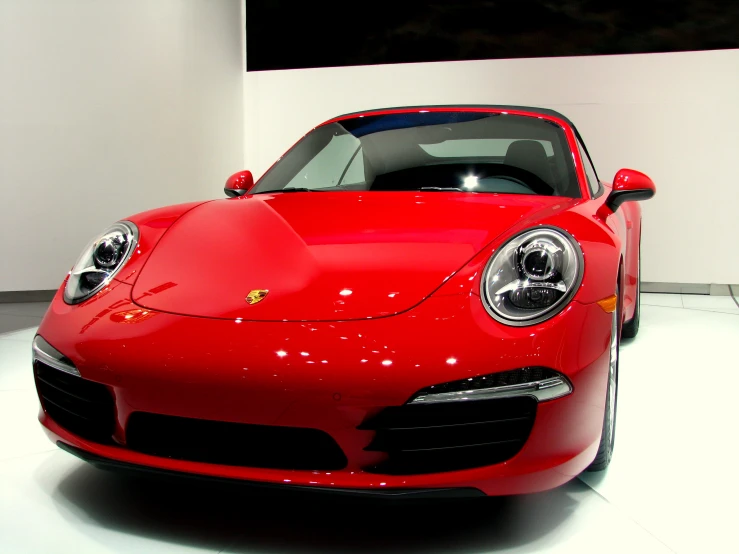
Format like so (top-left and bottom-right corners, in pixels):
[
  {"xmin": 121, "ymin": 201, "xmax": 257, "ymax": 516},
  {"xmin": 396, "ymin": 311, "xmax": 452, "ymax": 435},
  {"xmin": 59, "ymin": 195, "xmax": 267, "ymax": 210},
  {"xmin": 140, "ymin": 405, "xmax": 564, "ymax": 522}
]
[{"xmin": 576, "ymin": 139, "xmax": 602, "ymax": 198}]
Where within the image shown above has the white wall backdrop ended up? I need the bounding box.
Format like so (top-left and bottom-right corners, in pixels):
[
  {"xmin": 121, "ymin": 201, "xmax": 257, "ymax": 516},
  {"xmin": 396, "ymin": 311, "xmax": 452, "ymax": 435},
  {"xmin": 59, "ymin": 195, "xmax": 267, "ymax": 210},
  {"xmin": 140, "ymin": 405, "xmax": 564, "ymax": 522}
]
[
  {"xmin": 243, "ymin": 49, "xmax": 739, "ymax": 285},
  {"xmin": 0, "ymin": 0, "xmax": 244, "ymax": 292}
]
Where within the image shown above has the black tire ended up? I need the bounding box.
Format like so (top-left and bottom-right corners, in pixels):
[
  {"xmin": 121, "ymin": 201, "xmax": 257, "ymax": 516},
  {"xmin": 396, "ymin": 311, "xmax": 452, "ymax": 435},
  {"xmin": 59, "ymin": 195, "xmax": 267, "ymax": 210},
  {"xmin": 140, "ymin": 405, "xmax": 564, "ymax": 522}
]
[
  {"xmin": 622, "ymin": 237, "xmax": 641, "ymax": 339},
  {"xmin": 587, "ymin": 286, "xmax": 620, "ymax": 472}
]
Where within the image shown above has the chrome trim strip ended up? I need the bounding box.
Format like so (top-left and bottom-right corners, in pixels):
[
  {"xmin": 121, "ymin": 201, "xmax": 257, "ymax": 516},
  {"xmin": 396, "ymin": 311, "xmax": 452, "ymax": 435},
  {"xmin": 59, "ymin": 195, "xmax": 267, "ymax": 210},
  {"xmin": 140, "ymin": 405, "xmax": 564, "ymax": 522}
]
[
  {"xmin": 495, "ymin": 279, "xmax": 567, "ymax": 295},
  {"xmin": 409, "ymin": 377, "xmax": 572, "ymax": 405},
  {"xmin": 32, "ymin": 336, "xmax": 80, "ymax": 377}
]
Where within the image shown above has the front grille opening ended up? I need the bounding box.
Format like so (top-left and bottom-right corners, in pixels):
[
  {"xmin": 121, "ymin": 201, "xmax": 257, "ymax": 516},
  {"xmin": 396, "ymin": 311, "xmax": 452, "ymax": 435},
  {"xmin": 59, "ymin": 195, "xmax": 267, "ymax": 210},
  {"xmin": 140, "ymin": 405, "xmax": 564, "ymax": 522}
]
[
  {"xmin": 34, "ymin": 361, "xmax": 115, "ymax": 443},
  {"xmin": 359, "ymin": 396, "xmax": 536, "ymax": 475},
  {"xmin": 126, "ymin": 412, "xmax": 348, "ymax": 471}
]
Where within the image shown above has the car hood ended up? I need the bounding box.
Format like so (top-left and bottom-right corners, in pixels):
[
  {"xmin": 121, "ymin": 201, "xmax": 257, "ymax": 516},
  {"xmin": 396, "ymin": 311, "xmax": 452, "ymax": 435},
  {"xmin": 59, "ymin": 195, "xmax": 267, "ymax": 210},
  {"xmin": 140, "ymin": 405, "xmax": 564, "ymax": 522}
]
[{"xmin": 132, "ymin": 191, "xmax": 575, "ymax": 321}]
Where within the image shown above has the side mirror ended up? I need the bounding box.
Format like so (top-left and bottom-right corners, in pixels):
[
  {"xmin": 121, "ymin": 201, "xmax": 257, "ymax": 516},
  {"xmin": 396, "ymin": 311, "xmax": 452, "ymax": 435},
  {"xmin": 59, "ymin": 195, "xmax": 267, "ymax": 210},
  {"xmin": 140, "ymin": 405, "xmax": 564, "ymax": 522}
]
[
  {"xmin": 605, "ymin": 169, "xmax": 656, "ymax": 212},
  {"xmin": 224, "ymin": 170, "xmax": 254, "ymax": 198}
]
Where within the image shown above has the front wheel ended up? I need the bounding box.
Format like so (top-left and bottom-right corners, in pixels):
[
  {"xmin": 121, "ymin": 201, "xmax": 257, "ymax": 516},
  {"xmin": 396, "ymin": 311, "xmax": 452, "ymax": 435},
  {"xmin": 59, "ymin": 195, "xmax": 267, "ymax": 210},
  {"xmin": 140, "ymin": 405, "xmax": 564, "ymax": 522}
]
[{"xmin": 587, "ymin": 288, "xmax": 620, "ymax": 471}]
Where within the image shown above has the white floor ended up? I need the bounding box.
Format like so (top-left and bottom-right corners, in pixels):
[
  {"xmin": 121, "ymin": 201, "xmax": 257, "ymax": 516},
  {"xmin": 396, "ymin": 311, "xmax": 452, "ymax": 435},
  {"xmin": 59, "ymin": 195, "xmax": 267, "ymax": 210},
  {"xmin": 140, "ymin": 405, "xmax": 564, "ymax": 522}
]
[{"xmin": 1, "ymin": 294, "xmax": 738, "ymax": 553}]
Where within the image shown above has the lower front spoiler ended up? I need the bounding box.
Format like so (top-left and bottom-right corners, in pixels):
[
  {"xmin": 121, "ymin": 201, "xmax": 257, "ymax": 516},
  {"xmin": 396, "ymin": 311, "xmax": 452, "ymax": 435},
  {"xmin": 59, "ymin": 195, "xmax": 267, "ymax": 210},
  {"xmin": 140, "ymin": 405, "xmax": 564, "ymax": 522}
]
[{"xmin": 56, "ymin": 441, "xmax": 485, "ymax": 499}]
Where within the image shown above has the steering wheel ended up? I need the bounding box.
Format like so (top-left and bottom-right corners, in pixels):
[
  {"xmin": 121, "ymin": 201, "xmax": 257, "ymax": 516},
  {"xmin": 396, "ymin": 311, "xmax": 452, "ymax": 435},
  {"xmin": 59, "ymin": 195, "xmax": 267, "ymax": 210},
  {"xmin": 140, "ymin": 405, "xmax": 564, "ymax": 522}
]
[
  {"xmin": 482, "ymin": 165, "xmax": 554, "ymax": 196},
  {"xmin": 492, "ymin": 175, "xmax": 529, "ymax": 188}
]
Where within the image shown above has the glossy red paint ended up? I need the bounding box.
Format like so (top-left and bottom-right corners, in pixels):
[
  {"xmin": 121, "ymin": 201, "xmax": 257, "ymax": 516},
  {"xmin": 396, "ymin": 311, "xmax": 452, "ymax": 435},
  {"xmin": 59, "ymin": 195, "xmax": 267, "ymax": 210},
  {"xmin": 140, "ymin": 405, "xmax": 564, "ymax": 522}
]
[
  {"xmin": 612, "ymin": 168, "xmax": 657, "ymax": 196},
  {"xmin": 592, "ymin": 167, "xmax": 654, "ymax": 322},
  {"xmin": 115, "ymin": 201, "xmax": 210, "ymax": 286},
  {"xmin": 35, "ymin": 106, "xmax": 655, "ymax": 496},
  {"xmin": 224, "ymin": 170, "xmax": 254, "ymax": 197},
  {"xmin": 610, "ymin": 185, "xmax": 644, "ymax": 322},
  {"xmin": 38, "ymin": 279, "xmax": 609, "ymax": 495},
  {"xmin": 132, "ymin": 192, "xmax": 579, "ymax": 321}
]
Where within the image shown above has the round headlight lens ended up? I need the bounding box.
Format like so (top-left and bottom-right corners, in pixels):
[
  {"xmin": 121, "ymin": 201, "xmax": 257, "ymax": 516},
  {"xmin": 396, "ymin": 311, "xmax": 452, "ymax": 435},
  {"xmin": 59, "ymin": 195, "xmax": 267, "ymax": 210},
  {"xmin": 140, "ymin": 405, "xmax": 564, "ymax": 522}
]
[
  {"xmin": 93, "ymin": 235, "xmax": 125, "ymax": 268},
  {"xmin": 64, "ymin": 221, "xmax": 138, "ymax": 304},
  {"xmin": 481, "ymin": 227, "xmax": 583, "ymax": 325},
  {"xmin": 520, "ymin": 239, "xmax": 560, "ymax": 281}
]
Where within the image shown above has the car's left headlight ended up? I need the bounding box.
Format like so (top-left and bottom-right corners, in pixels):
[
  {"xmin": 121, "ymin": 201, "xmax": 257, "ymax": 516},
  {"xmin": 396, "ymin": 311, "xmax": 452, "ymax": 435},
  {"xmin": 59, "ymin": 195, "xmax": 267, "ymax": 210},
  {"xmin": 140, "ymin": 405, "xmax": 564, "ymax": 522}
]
[
  {"xmin": 481, "ymin": 226, "xmax": 583, "ymax": 325},
  {"xmin": 64, "ymin": 221, "xmax": 138, "ymax": 304}
]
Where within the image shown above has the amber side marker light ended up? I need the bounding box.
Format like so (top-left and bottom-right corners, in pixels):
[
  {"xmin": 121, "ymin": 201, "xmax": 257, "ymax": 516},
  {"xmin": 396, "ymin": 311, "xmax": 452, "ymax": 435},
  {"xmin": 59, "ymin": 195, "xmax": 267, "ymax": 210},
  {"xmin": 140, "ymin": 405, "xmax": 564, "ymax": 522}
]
[{"xmin": 597, "ymin": 295, "xmax": 618, "ymax": 313}]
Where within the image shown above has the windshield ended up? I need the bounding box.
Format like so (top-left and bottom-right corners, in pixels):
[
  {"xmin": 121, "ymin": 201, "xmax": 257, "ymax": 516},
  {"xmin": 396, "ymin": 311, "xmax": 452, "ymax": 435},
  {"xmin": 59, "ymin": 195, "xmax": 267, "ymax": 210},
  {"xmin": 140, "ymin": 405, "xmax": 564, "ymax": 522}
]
[{"xmin": 251, "ymin": 112, "xmax": 580, "ymax": 197}]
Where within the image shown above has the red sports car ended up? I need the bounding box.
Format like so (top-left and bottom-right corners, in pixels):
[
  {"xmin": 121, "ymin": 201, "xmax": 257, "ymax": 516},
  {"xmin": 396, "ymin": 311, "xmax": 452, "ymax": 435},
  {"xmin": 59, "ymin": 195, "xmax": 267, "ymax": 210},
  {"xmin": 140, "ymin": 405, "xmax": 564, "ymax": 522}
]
[{"xmin": 33, "ymin": 106, "xmax": 655, "ymax": 498}]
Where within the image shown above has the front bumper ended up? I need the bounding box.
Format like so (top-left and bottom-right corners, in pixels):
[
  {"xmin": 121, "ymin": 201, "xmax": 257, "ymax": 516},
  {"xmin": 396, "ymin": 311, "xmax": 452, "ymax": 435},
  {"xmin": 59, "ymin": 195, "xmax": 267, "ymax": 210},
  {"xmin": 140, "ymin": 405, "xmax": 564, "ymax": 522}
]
[
  {"xmin": 36, "ymin": 281, "xmax": 611, "ymax": 496},
  {"xmin": 56, "ymin": 442, "xmax": 485, "ymax": 499}
]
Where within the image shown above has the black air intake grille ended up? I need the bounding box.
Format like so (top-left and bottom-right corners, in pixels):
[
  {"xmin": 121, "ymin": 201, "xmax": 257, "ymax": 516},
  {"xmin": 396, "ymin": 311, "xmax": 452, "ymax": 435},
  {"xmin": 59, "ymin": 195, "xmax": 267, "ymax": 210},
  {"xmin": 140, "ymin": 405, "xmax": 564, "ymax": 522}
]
[
  {"xmin": 359, "ymin": 397, "xmax": 536, "ymax": 475},
  {"xmin": 34, "ymin": 361, "xmax": 115, "ymax": 443},
  {"xmin": 126, "ymin": 412, "xmax": 348, "ymax": 471}
]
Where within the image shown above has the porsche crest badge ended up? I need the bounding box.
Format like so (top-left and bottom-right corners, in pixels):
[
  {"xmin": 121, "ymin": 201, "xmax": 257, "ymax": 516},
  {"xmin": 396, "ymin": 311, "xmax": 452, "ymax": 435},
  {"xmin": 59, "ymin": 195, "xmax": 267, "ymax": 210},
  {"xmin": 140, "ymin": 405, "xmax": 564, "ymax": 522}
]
[{"xmin": 245, "ymin": 289, "xmax": 269, "ymax": 305}]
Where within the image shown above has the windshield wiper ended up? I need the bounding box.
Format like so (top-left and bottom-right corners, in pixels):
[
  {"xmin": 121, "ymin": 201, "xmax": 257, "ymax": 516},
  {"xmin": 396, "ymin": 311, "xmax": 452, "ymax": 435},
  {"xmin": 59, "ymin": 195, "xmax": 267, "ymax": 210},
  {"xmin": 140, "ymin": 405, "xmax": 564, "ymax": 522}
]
[
  {"xmin": 418, "ymin": 187, "xmax": 467, "ymax": 192},
  {"xmin": 253, "ymin": 187, "xmax": 329, "ymax": 194}
]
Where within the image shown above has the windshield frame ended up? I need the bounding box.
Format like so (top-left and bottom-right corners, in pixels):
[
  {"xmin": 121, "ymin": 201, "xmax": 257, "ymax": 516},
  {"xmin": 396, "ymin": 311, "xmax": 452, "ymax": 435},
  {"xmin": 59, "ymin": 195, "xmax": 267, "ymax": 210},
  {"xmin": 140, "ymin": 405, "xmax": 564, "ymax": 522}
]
[{"xmin": 250, "ymin": 107, "xmax": 588, "ymax": 199}]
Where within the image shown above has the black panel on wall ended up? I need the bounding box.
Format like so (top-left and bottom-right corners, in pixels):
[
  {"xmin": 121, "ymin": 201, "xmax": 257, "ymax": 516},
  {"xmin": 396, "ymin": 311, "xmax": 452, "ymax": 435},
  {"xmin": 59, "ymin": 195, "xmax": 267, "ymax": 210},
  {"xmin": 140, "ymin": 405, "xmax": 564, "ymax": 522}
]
[{"xmin": 246, "ymin": 0, "xmax": 739, "ymax": 71}]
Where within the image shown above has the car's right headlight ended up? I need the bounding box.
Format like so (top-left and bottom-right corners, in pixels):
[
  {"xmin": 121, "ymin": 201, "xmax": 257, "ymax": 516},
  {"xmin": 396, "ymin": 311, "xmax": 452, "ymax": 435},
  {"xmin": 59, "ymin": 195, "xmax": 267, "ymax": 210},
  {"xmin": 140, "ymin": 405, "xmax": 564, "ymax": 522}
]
[
  {"xmin": 64, "ymin": 221, "xmax": 138, "ymax": 304},
  {"xmin": 481, "ymin": 226, "xmax": 584, "ymax": 325}
]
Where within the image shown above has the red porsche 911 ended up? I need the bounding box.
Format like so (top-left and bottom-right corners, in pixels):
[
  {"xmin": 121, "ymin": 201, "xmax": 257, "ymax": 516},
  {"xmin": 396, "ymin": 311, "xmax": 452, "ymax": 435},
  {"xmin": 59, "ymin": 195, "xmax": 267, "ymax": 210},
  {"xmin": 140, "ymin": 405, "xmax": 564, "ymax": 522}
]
[{"xmin": 33, "ymin": 106, "xmax": 654, "ymax": 498}]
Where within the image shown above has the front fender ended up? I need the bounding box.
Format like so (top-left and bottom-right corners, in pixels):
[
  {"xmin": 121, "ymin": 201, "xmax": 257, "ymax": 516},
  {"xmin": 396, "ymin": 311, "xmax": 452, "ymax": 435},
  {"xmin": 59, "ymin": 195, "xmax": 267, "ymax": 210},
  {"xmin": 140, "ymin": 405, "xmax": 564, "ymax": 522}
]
[
  {"xmin": 433, "ymin": 207, "xmax": 621, "ymax": 306},
  {"xmin": 114, "ymin": 201, "xmax": 212, "ymax": 286}
]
